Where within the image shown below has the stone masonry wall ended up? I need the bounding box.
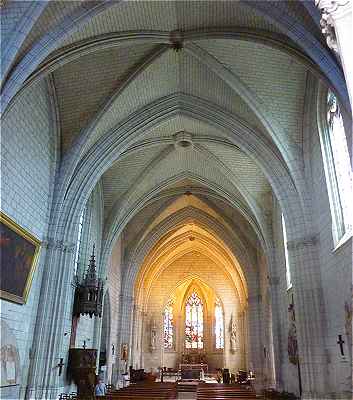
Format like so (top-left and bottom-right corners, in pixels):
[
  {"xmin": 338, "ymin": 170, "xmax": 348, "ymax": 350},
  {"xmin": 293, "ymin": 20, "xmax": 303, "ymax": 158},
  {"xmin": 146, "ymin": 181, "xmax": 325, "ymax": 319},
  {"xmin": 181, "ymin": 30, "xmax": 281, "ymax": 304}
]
[
  {"xmin": 0, "ymin": 81, "xmax": 58, "ymax": 399},
  {"xmin": 141, "ymin": 252, "xmax": 245, "ymax": 375}
]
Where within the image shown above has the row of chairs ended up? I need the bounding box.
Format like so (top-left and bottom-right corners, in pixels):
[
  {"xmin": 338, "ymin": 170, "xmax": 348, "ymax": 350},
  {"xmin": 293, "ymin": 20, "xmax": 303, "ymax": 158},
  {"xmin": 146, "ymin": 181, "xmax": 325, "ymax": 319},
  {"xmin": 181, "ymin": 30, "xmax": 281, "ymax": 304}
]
[
  {"xmin": 58, "ymin": 393, "xmax": 77, "ymax": 400},
  {"xmin": 197, "ymin": 383, "xmax": 259, "ymax": 399},
  {"xmin": 104, "ymin": 382, "xmax": 177, "ymax": 400}
]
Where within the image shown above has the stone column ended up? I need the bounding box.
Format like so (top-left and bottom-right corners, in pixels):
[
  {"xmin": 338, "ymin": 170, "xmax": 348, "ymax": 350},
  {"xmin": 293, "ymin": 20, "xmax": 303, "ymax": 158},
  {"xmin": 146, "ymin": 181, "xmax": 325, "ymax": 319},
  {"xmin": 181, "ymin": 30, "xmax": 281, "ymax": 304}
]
[
  {"xmin": 268, "ymin": 271, "xmax": 285, "ymax": 390},
  {"xmin": 92, "ymin": 315, "xmax": 103, "ymax": 374},
  {"xmin": 176, "ymin": 314, "xmax": 183, "ymax": 358},
  {"xmin": 237, "ymin": 310, "xmax": 246, "ymax": 370},
  {"xmin": 130, "ymin": 303, "xmax": 140, "ymax": 368},
  {"xmin": 243, "ymin": 306, "xmax": 250, "ymax": 370},
  {"xmin": 116, "ymin": 294, "xmax": 134, "ymax": 383},
  {"xmin": 247, "ymin": 294, "xmax": 264, "ymax": 390},
  {"xmin": 263, "ymin": 289, "xmax": 276, "ymax": 389},
  {"xmin": 287, "ymin": 236, "xmax": 329, "ymax": 399},
  {"xmin": 25, "ymin": 238, "xmax": 76, "ymax": 400},
  {"xmin": 316, "ymin": 0, "xmax": 353, "ymax": 107},
  {"xmin": 140, "ymin": 311, "xmax": 148, "ymax": 369}
]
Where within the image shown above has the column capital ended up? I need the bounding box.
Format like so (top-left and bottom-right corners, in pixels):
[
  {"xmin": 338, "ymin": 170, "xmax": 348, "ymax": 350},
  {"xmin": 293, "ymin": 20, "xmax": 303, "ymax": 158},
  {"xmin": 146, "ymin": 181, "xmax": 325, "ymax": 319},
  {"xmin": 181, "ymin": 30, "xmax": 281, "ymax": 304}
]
[
  {"xmin": 42, "ymin": 238, "xmax": 76, "ymax": 253},
  {"xmin": 287, "ymin": 234, "xmax": 319, "ymax": 251},
  {"xmin": 133, "ymin": 303, "xmax": 142, "ymax": 312},
  {"xmin": 119, "ymin": 294, "xmax": 134, "ymax": 303},
  {"xmin": 268, "ymin": 276, "xmax": 280, "ymax": 286},
  {"xmin": 247, "ymin": 294, "xmax": 262, "ymax": 304}
]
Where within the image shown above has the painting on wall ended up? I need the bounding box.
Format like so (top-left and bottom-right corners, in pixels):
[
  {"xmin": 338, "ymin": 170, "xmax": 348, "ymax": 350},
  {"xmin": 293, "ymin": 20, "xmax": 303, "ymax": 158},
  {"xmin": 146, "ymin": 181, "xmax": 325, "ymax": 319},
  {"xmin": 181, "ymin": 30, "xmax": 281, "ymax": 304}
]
[{"xmin": 0, "ymin": 212, "xmax": 41, "ymax": 304}]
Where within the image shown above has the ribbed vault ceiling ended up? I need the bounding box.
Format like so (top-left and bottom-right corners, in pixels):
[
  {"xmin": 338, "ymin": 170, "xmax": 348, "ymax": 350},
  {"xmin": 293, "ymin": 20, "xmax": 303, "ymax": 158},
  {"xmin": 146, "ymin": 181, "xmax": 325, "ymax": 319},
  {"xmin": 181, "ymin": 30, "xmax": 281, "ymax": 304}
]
[
  {"xmin": 122, "ymin": 195, "xmax": 260, "ymax": 260},
  {"xmin": 134, "ymin": 221, "xmax": 249, "ymax": 309},
  {"xmin": 60, "ymin": 1, "xmax": 281, "ymax": 46},
  {"xmin": 2, "ymin": 0, "xmax": 335, "ymax": 266},
  {"xmin": 53, "ymin": 43, "xmax": 158, "ymax": 153},
  {"xmin": 51, "ymin": 2, "xmax": 310, "ymax": 254}
]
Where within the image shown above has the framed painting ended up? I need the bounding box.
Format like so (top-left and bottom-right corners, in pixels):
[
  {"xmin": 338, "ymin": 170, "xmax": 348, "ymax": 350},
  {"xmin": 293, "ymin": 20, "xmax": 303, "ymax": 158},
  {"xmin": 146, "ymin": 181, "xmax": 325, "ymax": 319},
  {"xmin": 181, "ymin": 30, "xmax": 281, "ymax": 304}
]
[{"xmin": 0, "ymin": 212, "xmax": 41, "ymax": 304}]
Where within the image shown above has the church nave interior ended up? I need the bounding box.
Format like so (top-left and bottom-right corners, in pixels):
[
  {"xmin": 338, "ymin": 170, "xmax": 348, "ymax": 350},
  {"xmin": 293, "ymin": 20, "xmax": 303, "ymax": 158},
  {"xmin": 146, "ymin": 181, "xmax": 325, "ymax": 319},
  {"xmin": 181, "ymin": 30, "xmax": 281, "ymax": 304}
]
[{"xmin": 0, "ymin": 1, "xmax": 352, "ymax": 399}]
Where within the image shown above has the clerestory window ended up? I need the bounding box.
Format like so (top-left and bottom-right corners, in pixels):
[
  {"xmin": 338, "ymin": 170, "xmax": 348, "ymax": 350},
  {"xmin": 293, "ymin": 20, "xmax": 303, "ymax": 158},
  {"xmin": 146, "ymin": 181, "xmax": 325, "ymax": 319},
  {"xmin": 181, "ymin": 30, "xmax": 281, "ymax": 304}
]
[
  {"xmin": 74, "ymin": 209, "xmax": 86, "ymax": 275},
  {"xmin": 319, "ymin": 89, "xmax": 352, "ymax": 244},
  {"xmin": 282, "ymin": 214, "xmax": 292, "ymax": 289}
]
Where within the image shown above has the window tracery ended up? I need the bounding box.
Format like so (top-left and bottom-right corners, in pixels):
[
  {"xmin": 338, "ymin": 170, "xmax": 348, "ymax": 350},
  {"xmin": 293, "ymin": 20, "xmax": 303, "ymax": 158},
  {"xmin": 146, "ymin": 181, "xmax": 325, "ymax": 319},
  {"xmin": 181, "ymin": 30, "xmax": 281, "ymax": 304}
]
[
  {"xmin": 215, "ymin": 298, "xmax": 224, "ymax": 349},
  {"xmin": 185, "ymin": 292, "xmax": 203, "ymax": 349},
  {"xmin": 164, "ymin": 300, "xmax": 174, "ymax": 349}
]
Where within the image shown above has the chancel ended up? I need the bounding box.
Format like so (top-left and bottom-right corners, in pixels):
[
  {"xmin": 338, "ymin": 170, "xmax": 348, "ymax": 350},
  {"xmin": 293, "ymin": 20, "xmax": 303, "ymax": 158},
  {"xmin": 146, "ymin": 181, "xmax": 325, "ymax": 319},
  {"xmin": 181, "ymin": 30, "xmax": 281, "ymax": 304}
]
[{"xmin": 0, "ymin": 1, "xmax": 352, "ymax": 400}]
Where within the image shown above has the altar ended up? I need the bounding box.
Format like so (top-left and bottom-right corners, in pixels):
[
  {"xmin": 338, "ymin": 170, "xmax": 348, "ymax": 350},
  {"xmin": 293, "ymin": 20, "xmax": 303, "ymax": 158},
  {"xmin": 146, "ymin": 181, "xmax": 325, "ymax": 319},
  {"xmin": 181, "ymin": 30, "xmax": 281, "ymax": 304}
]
[
  {"xmin": 179, "ymin": 363, "xmax": 208, "ymax": 379},
  {"xmin": 179, "ymin": 351, "xmax": 208, "ymax": 379}
]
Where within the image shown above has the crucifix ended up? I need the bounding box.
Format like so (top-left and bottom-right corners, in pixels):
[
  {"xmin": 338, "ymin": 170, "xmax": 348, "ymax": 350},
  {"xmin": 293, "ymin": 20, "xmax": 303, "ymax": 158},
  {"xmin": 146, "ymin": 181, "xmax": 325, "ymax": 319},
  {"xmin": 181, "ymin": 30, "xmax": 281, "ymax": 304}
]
[
  {"xmin": 57, "ymin": 358, "xmax": 64, "ymax": 376},
  {"xmin": 337, "ymin": 335, "xmax": 345, "ymax": 356}
]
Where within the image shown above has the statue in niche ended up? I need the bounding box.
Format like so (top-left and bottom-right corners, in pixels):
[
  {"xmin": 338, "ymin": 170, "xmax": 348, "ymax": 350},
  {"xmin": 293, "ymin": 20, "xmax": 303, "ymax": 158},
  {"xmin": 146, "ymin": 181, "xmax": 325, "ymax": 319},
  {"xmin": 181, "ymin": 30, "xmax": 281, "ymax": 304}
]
[
  {"xmin": 121, "ymin": 343, "xmax": 128, "ymax": 361},
  {"xmin": 1, "ymin": 345, "xmax": 17, "ymax": 385},
  {"xmin": 150, "ymin": 319, "xmax": 157, "ymax": 351},
  {"xmin": 230, "ymin": 315, "xmax": 237, "ymax": 353},
  {"xmin": 0, "ymin": 320, "xmax": 20, "ymax": 387},
  {"xmin": 327, "ymin": 91, "xmax": 340, "ymax": 129}
]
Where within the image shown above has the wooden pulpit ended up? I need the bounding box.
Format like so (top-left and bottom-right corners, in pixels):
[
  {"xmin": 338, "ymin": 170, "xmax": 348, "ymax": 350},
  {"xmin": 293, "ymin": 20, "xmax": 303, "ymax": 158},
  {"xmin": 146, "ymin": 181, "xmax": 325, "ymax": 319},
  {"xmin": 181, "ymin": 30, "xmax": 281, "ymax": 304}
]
[{"xmin": 67, "ymin": 349, "xmax": 97, "ymax": 400}]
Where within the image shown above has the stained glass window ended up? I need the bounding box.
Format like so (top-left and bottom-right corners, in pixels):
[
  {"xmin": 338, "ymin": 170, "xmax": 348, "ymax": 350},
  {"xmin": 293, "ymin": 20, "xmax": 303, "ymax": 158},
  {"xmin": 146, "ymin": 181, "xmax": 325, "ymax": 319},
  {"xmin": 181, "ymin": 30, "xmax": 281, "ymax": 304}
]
[
  {"xmin": 164, "ymin": 301, "xmax": 174, "ymax": 349},
  {"xmin": 185, "ymin": 292, "xmax": 203, "ymax": 349},
  {"xmin": 215, "ymin": 299, "xmax": 224, "ymax": 349}
]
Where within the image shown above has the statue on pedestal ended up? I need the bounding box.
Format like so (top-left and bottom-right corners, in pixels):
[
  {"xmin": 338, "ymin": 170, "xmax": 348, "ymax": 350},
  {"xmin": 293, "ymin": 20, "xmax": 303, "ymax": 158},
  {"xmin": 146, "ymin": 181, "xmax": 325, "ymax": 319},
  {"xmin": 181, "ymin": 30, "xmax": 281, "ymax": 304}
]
[
  {"xmin": 150, "ymin": 319, "xmax": 157, "ymax": 351},
  {"xmin": 230, "ymin": 315, "xmax": 237, "ymax": 353}
]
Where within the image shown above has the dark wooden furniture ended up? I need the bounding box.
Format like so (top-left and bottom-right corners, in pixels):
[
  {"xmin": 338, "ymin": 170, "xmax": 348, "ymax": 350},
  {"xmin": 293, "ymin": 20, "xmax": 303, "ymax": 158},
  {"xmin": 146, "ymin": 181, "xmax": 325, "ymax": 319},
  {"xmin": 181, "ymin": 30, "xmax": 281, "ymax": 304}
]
[
  {"xmin": 196, "ymin": 383, "xmax": 259, "ymax": 399},
  {"xmin": 67, "ymin": 348, "xmax": 97, "ymax": 400},
  {"xmin": 160, "ymin": 369, "xmax": 180, "ymax": 382},
  {"xmin": 236, "ymin": 370, "xmax": 250, "ymax": 384},
  {"xmin": 103, "ymin": 382, "xmax": 177, "ymax": 400}
]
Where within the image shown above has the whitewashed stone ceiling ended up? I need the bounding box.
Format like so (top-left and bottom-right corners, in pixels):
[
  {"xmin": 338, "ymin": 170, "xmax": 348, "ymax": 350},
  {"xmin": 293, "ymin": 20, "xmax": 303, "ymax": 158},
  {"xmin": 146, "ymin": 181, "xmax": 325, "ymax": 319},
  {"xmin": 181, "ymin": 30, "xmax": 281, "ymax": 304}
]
[{"xmin": 2, "ymin": 0, "xmax": 336, "ymax": 254}]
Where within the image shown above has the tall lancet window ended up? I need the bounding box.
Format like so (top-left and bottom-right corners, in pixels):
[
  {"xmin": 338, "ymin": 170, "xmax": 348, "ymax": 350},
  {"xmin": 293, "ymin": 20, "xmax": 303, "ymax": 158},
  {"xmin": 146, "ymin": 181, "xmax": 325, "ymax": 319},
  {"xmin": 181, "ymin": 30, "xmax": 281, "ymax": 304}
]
[
  {"xmin": 73, "ymin": 209, "xmax": 86, "ymax": 275},
  {"xmin": 322, "ymin": 90, "xmax": 352, "ymax": 241},
  {"xmin": 215, "ymin": 299, "xmax": 224, "ymax": 349},
  {"xmin": 282, "ymin": 214, "xmax": 292, "ymax": 289},
  {"xmin": 185, "ymin": 292, "xmax": 203, "ymax": 349},
  {"xmin": 164, "ymin": 301, "xmax": 174, "ymax": 349}
]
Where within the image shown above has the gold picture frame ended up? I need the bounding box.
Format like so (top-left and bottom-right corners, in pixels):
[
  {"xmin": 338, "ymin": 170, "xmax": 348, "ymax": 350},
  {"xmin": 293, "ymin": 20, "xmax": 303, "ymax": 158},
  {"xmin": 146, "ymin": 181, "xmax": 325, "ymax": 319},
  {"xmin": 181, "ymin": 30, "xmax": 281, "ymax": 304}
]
[{"xmin": 0, "ymin": 212, "xmax": 41, "ymax": 304}]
